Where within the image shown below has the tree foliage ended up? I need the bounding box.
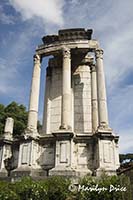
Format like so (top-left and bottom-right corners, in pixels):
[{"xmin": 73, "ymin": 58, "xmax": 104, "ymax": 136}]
[
  {"xmin": 0, "ymin": 102, "xmax": 28, "ymax": 136},
  {"xmin": 0, "ymin": 176, "xmax": 71, "ymax": 200},
  {"xmin": 0, "ymin": 175, "xmax": 132, "ymax": 200},
  {"xmin": 120, "ymin": 154, "xmax": 133, "ymax": 163},
  {"xmin": 0, "ymin": 104, "xmax": 5, "ymax": 135},
  {"xmin": 75, "ymin": 174, "xmax": 132, "ymax": 200}
]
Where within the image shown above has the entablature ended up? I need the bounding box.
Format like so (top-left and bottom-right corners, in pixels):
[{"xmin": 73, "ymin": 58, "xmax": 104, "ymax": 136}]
[{"xmin": 36, "ymin": 39, "xmax": 99, "ymax": 57}]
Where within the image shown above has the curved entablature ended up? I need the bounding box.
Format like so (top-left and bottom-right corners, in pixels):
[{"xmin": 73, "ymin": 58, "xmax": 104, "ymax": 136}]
[
  {"xmin": 42, "ymin": 28, "xmax": 93, "ymax": 44},
  {"xmin": 36, "ymin": 28, "xmax": 99, "ymax": 57}
]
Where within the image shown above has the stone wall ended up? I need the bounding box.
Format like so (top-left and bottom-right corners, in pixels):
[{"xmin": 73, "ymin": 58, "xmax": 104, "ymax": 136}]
[
  {"xmin": 50, "ymin": 66, "xmax": 62, "ymax": 132},
  {"xmin": 73, "ymin": 64, "xmax": 92, "ymax": 134}
]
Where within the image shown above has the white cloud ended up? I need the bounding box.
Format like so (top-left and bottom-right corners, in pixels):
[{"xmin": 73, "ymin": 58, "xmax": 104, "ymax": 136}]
[
  {"xmin": 103, "ymin": 22, "xmax": 133, "ymax": 91},
  {"xmin": 0, "ymin": 57, "xmax": 17, "ymax": 93},
  {"xmin": 0, "ymin": 5, "xmax": 15, "ymax": 24},
  {"xmin": 9, "ymin": 0, "xmax": 64, "ymax": 26},
  {"xmin": 0, "ymin": 24, "xmax": 40, "ymax": 100}
]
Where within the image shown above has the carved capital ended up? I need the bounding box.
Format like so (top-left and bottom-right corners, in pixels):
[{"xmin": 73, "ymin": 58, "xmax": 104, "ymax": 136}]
[
  {"xmin": 95, "ymin": 49, "xmax": 104, "ymax": 59},
  {"xmin": 33, "ymin": 54, "xmax": 41, "ymax": 64},
  {"xmin": 62, "ymin": 48, "xmax": 71, "ymax": 59}
]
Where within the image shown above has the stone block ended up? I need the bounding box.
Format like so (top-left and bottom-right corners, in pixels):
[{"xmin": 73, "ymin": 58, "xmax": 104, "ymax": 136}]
[
  {"xmin": 40, "ymin": 145, "xmax": 55, "ymax": 167},
  {"xmin": 84, "ymin": 121, "xmax": 92, "ymax": 131},
  {"xmin": 51, "ymin": 114, "xmax": 61, "ymax": 123},
  {"xmin": 82, "ymin": 92, "xmax": 91, "ymax": 98},
  {"xmin": 74, "ymin": 99, "xmax": 82, "ymax": 106}
]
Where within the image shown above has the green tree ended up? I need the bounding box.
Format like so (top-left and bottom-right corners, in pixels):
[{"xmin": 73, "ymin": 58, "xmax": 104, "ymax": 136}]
[
  {"xmin": 0, "ymin": 175, "xmax": 132, "ymax": 200},
  {"xmin": 0, "ymin": 102, "xmax": 42, "ymax": 136},
  {"xmin": 75, "ymin": 174, "xmax": 132, "ymax": 200},
  {"xmin": 0, "ymin": 102, "xmax": 28, "ymax": 136},
  {"xmin": 0, "ymin": 104, "xmax": 5, "ymax": 135},
  {"xmin": 120, "ymin": 154, "xmax": 133, "ymax": 163}
]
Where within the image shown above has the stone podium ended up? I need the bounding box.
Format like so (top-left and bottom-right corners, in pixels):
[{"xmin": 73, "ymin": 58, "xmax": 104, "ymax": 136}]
[{"xmin": 1, "ymin": 28, "xmax": 120, "ymax": 178}]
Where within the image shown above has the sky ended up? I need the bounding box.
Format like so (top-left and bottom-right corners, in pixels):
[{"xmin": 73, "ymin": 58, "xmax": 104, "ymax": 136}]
[{"xmin": 0, "ymin": 0, "xmax": 133, "ymax": 153}]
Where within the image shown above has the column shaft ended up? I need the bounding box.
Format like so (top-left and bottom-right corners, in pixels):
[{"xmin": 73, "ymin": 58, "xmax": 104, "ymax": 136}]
[
  {"xmin": 27, "ymin": 54, "xmax": 41, "ymax": 131},
  {"xmin": 95, "ymin": 49, "xmax": 109, "ymax": 127},
  {"xmin": 91, "ymin": 65, "xmax": 98, "ymax": 132},
  {"xmin": 61, "ymin": 48, "xmax": 71, "ymax": 129},
  {"xmin": 42, "ymin": 67, "xmax": 51, "ymax": 134}
]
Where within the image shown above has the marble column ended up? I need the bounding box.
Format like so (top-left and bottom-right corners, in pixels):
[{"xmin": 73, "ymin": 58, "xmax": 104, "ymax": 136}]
[
  {"xmin": 27, "ymin": 54, "xmax": 41, "ymax": 132},
  {"xmin": 95, "ymin": 49, "xmax": 109, "ymax": 128},
  {"xmin": 60, "ymin": 48, "xmax": 71, "ymax": 130},
  {"xmin": 91, "ymin": 64, "xmax": 98, "ymax": 132}
]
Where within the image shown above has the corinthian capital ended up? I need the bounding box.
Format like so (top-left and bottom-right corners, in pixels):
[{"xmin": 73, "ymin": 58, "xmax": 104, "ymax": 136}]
[
  {"xmin": 62, "ymin": 48, "xmax": 71, "ymax": 58},
  {"xmin": 95, "ymin": 48, "xmax": 104, "ymax": 59},
  {"xmin": 33, "ymin": 54, "xmax": 41, "ymax": 64}
]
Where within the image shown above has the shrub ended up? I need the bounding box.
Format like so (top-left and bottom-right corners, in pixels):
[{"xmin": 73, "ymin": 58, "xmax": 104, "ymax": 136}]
[
  {"xmin": 0, "ymin": 181, "xmax": 19, "ymax": 200},
  {"xmin": 13, "ymin": 177, "xmax": 48, "ymax": 200},
  {"xmin": 0, "ymin": 174, "xmax": 132, "ymax": 200},
  {"xmin": 74, "ymin": 174, "xmax": 132, "ymax": 200},
  {"xmin": 42, "ymin": 176, "xmax": 71, "ymax": 200}
]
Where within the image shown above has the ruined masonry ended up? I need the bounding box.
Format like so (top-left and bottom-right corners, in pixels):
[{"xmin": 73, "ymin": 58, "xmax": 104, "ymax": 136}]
[{"xmin": 0, "ymin": 28, "xmax": 120, "ymax": 178}]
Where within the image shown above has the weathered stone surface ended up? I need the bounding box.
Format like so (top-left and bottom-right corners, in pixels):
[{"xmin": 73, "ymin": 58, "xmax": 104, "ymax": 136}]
[
  {"xmin": 4, "ymin": 117, "xmax": 14, "ymax": 135},
  {"xmin": 27, "ymin": 54, "xmax": 41, "ymax": 134},
  {"xmin": 42, "ymin": 28, "xmax": 93, "ymax": 45},
  {"xmin": 0, "ymin": 28, "xmax": 120, "ymax": 179},
  {"xmin": 0, "ymin": 118, "xmax": 13, "ymax": 177}
]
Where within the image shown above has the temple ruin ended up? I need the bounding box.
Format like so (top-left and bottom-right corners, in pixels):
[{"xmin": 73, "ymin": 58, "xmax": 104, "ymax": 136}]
[{"xmin": 0, "ymin": 28, "xmax": 120, "ymax": 179}]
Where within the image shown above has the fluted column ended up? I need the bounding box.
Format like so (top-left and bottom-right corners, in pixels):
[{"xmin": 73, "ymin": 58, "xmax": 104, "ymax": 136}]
[
  {"xmin": 95, "ymin": 49, "xmax": 109, "ymax": 128},
  {"xmin": 60, "ymin": 48, "xmax": 71, "ymax": 130},
  {"xmin": 91, "ymin": 64, "xmax": 99, "ymax": 132},
  {"xmin": 27, "ymin": 54, "xmax": 41, "ymax": 132}
]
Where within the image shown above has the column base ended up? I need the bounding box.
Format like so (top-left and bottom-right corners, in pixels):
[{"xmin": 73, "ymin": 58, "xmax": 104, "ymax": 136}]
[
  {"xmin": 11, "ymin": 166, "xmax": 47, "ymax": 180},
  {"xmin": 95, "ymin": 168, "xmax": 117, "ymax": 176},
  {"xmin": 97, "ymin": 122, "xmax": 112, "ymax": 132},
  {"xmin": 24, "ymin": 128, "xmax": 40, "ymax": 139},
  {"xmin": 49, "ymin": 166, "xmax": 92, "ymax": 178},
  {"xmin": 59, "ymin": 124, "xmax": 72, "ymax": 131},
  {"xmin": 93, "ymin": 131, "xmax": 120, "ymax": 176}
]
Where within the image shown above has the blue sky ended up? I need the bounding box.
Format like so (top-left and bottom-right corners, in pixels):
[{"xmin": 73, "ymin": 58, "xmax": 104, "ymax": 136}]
[{"xmin": 0, "ymin": 0, "xmax": 133, "ymax": 153}]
